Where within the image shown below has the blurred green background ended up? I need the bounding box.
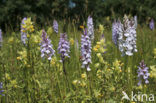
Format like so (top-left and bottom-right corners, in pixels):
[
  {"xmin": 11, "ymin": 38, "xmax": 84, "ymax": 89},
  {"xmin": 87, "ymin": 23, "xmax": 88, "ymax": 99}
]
[{"xmin": 0, "ymin": 0, "xmax": 156, "ymax": 31}]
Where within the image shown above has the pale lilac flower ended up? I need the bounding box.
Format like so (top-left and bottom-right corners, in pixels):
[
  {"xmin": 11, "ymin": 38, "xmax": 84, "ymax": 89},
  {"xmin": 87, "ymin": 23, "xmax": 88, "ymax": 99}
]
[
  {"xmin": 53, "ymin": 20, "xmax": 58, "ymax": 34},
  {"xmin": 117, "ymin": 15, "xmax": 137, "ymax": 56},
  {"xmin": 137, "ymin": 60, "xmax": 150, "ymax": 86},
  {"xmin": 149, "ymin": 19, "xmax": 154, "ymax": 30},
  {"xmin": 0, "ymin": 29, "xmax": 2, "ymax": 47},
  {"xmin": 112, "ymin": 20, "xmax": 119, "ymax": 46},
  {"xmin": 87, "ymin": 16, "xmax": 94, "ymax": 40},
  {"xmin": 134, "ymin": 16, "xmax": 137, "ymax": 28},
  {"xmin": 58, "ymin": 33, "xmax": 70, "ymax": 61},
  {"xmin": 40, "ymin": 30, "xmax": 55, "ymax": 60},
  {"xmin": 81, "ymin": 29, "xmax": 92, "ymax": 71},
  {"xmin": 0, "ymin": 82, "xmax": 4, "ymax": 96},
  {"xmin": 21, "ymin": 17, "xmax": 27, "ymax": 44}
]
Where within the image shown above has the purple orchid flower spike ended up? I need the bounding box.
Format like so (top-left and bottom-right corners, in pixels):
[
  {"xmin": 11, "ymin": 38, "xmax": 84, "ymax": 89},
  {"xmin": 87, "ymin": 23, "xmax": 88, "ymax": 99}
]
[
  {"xmin": 137, "ymin": 60, "xmax": 150, "ymax": 86},
  {"xmin": 58, "ymin": 33, "xmax": 70, "ymax": 75},
  {"xmin": 112, "ymin": 20, "xmax": 119, "ymax": 46},
  {"xmin": 21, "ymin": 17, "xmax": 27, "ymax": 45},
  {"xmin": 81, "ymin": 28, "xmax": 92, "ymax": 71},
  {"xmin": 149, "ymin": 19, "xmax": 154, "ymax": 30},
  {"xmin": 87, "ymin": 16, "xmax": 94, "ymax": 40},
  {"xmin": 40, "ymin": 30, "xmax": 55, "ymax": 60},
  {"xmin": 58, "ymin": 33, "xmax": 70, "ymax": 61},
  {"xmin": 53, "ymin": 20, "xmax": 58, "ymax": 34},
  {"xmin": 0, "ymin": 82, "xmax": 4, "ymax": 96}
]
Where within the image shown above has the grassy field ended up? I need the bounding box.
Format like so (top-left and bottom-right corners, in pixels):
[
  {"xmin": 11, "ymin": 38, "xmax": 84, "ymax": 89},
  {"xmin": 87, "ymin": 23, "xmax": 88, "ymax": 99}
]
[{"xmin": 0, "ymin": 19, "xmax": 156, "ymax": 103}]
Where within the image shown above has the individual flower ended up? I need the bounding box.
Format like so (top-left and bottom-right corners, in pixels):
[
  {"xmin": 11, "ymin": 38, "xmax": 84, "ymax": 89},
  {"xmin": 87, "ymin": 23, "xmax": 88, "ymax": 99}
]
[
  {"xmin": 0, "ymin": 82, "xmax": 4, "ymax": 96},
  {"xmin": 40, "ymin": 30, "xmax": 55, "ymax": 60},
  {"xmin": 112, "ymin": 20, "xmax": 119, "ymax": 46},
  {"xmin": 81, "ymin": 29, "xmax": 92, "ymax": 71},
  {"xmin": 149, "ymin": 18, "xmax": 154, "ymax": 30},
  {"xmin": 93, "ymin": 35, "xmax": 107, "ymax": 53},
  {"xmin": 58, "ymin": 33, "xmax": 70, "ymax": 61},
  {"xmin": 87, "ymin": 16, "xmax": 94, "ymax": 40},
  {"xmin": 21, "ymin": 17, "xmax": 34, "ymax": 33},
  {"xmin": 21, "ymin": 17, "xmax": 27, "ymax": 44},
  {"xmin": 137, "ymin": 60, "xmax": 150, "ymax": 86},
  {"xmin": 0, "ymin": 29, "xmax": 2, "ymax": 47},
  {"xmin": 80, "ymin": 25, "xmax": 84, "ymax": 29},
  {"xmin": 150, "ymin": 65, "xmax": 156, "ymax": 78},
  {"xmin": 117, "ymin": 15, "xmax": 137, "ymax": 56},
  {"xmin": 69, "ymin": 38, "xmax": 74, "ymax": 45},
  {"xmin": 53, "ymin": 20, "xmax": 58, "ymax": 34},
  {"xmin": 99, "ymin": 24, "xmax": 104, "ymax": 34}
]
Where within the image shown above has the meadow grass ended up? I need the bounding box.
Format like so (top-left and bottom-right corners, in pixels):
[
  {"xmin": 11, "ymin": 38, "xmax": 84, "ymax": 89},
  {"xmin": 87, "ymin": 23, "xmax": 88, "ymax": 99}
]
[{"xmin": 0, "ymin": 21, "xmax": 156, "ymax": 103}]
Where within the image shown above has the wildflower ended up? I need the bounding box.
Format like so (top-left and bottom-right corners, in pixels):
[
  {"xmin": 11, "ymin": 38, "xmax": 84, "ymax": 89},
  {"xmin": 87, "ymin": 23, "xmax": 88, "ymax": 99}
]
[
  {"xmin": 40, "ymin": 30, "xmax": 55, "ymax": 60},
  {"xmin": 5, "ymin": 73, "xmax": 10, "ymax": 80},
  {"xmin": 134, "ymin": 16, "xmax": 137, "ymax": 28},
  {"xmin": 21, "ymin": 17, "xmax": 27, "ymax": 44},
  {"xmin": 117, "ymin": 15, "xmax": 137, "ymax": 56},
  {"xmin": 69, "ymin": 38, "xmax": 74, "ymax": 45},
  {"xmin": 87, "ymin": 16, "xmax": 94, "ymax": 40},
  {"xmin": 81, "ymin": 73, "xmax": 87, "ymax": 79},
  {"xmin": 94, "ymin": 35, "xmax": 107, "ymax": 53},
  {"xmin": 95, "ymin": 63, "xmax": 100, "ymax": 68},
  {"xmin": 81, "ymin": 29, "xmax": 92, "ymax": 71},
  {"xmin": 31, "ymin": 35, "xmax": 40, "ymax": 44},
  {"xmin": 99, "ymin": 24, "xmax": 104, "ymax": 34},
  {"xmin": 80, "ymin": 25, "xmax": 84, "ymax": 29},
  {"xmin": 17, "ymin": 57, "xmax": 21, "ymax": 60},
  {"xmin": 112, "ymin": 20, "xmax": 119, "ymax": 46},
  {"xmin": 150, "ymin": 65, "xmax": 156, "ymax": 78},
  {"xmin": 137, "ymin": 60, "xmax": 150, "ymax": 86},
  {"xmin": 80, "ymin": 81, "xmax": 86, "ymax": 87},
  {"xmin": 0, "ymin": 82, "xmax": 4, "ymax": 96},
  {"xmin": 58, "ymin": 33, "xmax": 70, "ymax": 61},
  {"xmin": 53, "ymin": 20, "xmax": 58, "ymax": 34},
  {"xmin": 21, "ymin": 17, "xmax": 34, "ymax": 33},
  {"xmin": 72, "ymin": 80, "xmax": 78, "ymax": 85},
  {"xmin": 149, "ymin": 19, "xmax": 154, "ymax": 30}
]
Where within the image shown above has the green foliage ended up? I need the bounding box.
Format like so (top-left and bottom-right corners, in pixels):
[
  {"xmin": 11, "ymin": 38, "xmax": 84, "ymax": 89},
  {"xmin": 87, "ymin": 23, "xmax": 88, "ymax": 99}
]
[
  {"xmin": 0, "ymin": 20, "xmax": 156, "ymax": 102},
  {"xmin": 1, "ymin": 0, "xmax": 156, "ymax": 31}
]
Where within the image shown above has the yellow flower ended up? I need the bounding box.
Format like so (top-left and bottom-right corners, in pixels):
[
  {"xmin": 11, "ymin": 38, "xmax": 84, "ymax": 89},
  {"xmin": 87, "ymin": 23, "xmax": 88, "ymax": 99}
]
[
  {"xmin": 80, "ymin": 81, "xmax": 86, "ymax": 87},
  {"xmin": 5, "ymin": 73, "xmax": 10, "ymax": 80},
  {"xmin": 150, "ymin": 65, "xmax": 156, "ymax": 78},
  {"xmin": 80, "ymin": 25, "xmax": 84, "ymax": 29},
  {"xmin": 97, "ymin": 53, "xmax": 101, "ymax": 58},
  {"xmin": 81, "ymin": 73, "xmax": 87, "ymax": 79},
  {"xmin": 99, "ymin": 24, "xmax": 104, "ymax": 34},
  {"xmin": 17, "ymin": 57, "xmax": 21, "ymax": 60},
  {"xmin": 11, "ymin": 80, "xmax": 17, "ymax": 88},
  {"xmin": 97, "ymin": 42, "xmax": 101, "ymax": 45},
  {"xmin": 99, "ymin": 56, "xmax": 104, "ymax": 63},
  {"xmin": 51, "ymin": 57, "xmax": 57, "ymax": 67},
  {"xmin": 93, "ymin": 47, "xmax": 98, "ymax": 52},
  {"xmin": 72, "ymin": 80, "xmax": 78, "ymax": 85},
  {"xmin": 96, "ymin": 45, "xmax": 100, "ymax": 49},
  {"xmin": 69, "ymin": 38, "xmax": 74, "ymax": 45},
  {"xmin": 95, "ymin": 63, "xmax": 100, "ymax": 68},
  {"xmin": 27, "ymin": 34, "xmax": 30, "ymax": 38},
  {"xmin": 22, "ymin": 17, "xmax": 34, "ymax": 33}
]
